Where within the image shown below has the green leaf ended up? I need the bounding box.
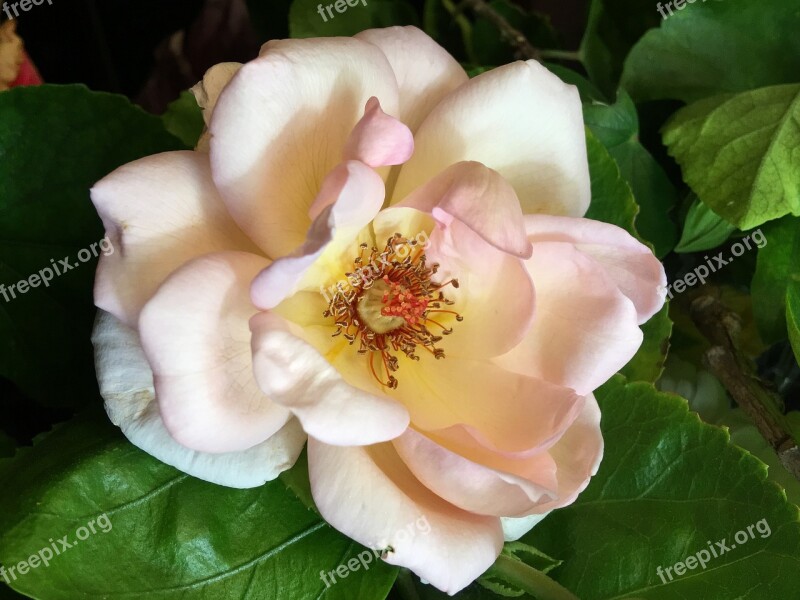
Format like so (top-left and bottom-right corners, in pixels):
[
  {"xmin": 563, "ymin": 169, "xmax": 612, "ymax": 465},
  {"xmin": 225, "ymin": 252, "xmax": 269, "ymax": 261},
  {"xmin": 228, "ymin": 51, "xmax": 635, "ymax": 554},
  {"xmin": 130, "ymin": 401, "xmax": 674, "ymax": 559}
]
[
  {"xmin": 527, "ymin": 376, "xmax": 800, "ymax": 599},
  {"xmin": 787, "ymin": 281, "xmax": 800, "ymax": 367},
  {"xmin": 751, "ymin": 216, "xmax": 800, "ymax": 344},
  {"xmin": 162, "ymin": 91, "xmax": 204, "ymax": 149},
  {"xmin": 620, "ymin": 303, "xmax": 672, "ymax": 383},
  {"xmin": 621, "ymin": 0, "xmax": 800, "ymax": 103},
  {"xmin": 675, "ymin": 196, "xmax": 737, "ymax": 253},
  {"xmin": 663, "ymin": 84, "xmax": 800, "ymax": 230},
  {"xmin": 585, "ymin": 91, "xmax": 678, "ymax": 257},
  {"xmin": 584, "ymin": 129, "xmax": 640, "ymax": 239},
  {"xmin": 289, "ymin": 0, "xmax": 418, "ymax": 38},
  {"xmin": 0, "ymin": 411, "xmax": 398, "ymax": 599},
  {"xmin": 579, "ymin": 0, "xmax": 662, "ymax": 98},
  {"xmin": 0, "ymin": 85, "xmax": 184, "ymax": 407}
]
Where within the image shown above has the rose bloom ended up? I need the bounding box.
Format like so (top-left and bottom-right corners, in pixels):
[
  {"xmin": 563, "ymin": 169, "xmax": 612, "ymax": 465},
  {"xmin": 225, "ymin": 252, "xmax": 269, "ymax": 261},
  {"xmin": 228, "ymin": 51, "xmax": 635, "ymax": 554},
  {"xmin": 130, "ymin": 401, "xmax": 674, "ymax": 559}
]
[{"xmin": 91, "ymin": 27, "xmax": 665, "ymax": 593}]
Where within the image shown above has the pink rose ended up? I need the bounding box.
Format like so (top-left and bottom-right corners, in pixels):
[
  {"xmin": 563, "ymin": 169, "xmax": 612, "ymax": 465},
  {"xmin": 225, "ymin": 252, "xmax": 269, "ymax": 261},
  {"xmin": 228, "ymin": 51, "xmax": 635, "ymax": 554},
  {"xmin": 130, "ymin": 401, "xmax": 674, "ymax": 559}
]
[{"xmin": 91, "ymin": 26, "xmax": 665, "ymax": 593}]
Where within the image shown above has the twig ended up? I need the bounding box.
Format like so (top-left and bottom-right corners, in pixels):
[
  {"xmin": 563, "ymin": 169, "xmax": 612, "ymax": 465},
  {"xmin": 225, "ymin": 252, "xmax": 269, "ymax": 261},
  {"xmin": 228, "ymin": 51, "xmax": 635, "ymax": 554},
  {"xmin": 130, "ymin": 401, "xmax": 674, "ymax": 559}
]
[
  {"xmin": 458, "ymin": 0, "xmax": 540, "ymax": 60},
  {"xmin": 690, "ymin": 295, "xmax": 800, "ymax": 482}
]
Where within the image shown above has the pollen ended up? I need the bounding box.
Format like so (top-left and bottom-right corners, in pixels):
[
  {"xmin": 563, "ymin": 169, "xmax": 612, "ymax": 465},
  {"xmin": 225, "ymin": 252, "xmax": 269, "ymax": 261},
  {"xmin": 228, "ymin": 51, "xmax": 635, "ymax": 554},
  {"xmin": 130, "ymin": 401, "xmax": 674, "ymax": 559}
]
[{"xmin": 322, "ymin": 233, "xmax": 462, "ymax": 389}]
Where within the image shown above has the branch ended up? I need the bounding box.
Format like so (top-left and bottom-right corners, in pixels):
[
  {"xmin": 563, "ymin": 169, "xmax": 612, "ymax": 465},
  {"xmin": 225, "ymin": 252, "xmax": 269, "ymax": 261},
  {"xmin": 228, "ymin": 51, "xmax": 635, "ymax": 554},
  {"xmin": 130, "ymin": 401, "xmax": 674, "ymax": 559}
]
[
  {"xmin": 458, "ymin": 0, "xmax": 540, "ymax": 61},
  {"xmin": 690, "ymin": 295, "xmax": 800, "ymax": 482}
]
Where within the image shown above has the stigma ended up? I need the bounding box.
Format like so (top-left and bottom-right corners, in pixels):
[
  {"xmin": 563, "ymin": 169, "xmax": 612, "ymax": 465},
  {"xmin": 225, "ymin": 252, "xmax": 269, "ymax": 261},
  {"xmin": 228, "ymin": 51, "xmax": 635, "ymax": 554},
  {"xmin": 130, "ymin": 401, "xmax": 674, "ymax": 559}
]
[{"xmin": 322, "ymin": 233, "xmax": 462, "ymax": 389}]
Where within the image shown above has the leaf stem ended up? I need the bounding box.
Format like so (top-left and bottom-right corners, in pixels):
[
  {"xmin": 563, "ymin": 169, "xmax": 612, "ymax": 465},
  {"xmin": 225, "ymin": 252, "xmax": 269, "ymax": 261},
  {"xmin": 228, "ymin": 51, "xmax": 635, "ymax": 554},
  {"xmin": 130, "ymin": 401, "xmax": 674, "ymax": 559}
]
[
  {"xmin": 490, "ymin": 554, "xmax": 581, "ymax": 600},
  {"xmin": 539, "ymin": 49, "xmax": 583, "ymax": 62}
]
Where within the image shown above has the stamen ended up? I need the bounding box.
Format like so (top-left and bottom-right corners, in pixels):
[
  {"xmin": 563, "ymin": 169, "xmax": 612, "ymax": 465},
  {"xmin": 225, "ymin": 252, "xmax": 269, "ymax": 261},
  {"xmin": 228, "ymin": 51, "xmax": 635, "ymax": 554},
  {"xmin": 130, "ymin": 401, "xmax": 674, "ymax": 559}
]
[{"xmin": 321, "ymin": 233, "xmax": 462, "ymax": 388}]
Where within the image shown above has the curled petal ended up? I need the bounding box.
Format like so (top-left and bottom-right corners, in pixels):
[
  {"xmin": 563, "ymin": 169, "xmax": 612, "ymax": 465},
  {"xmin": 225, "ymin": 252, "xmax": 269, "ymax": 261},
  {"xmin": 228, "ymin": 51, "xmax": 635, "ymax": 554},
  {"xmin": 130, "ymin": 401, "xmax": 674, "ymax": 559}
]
[
  {"xmin": 394, "ymin": 428, "xmax": 559, "ymax": 516},
  {"xmin": 343, "ymin": 97, "xmax": 414, "ymax": 168},
  {"xmin": 251, "ymin": 160, "xmax": 385, "ymax": 310},
  {"xmin": 393, "ymin": 60, "xmax": 590, "ymax": 216},
  {"xmin": 309, "ymin": 439, "xmax": 503, "ymax": 595},
  {"xmin": 397, "ymin": 161, "xmax": 532, "ymax": 258},
  {"xmin": 394, "ymin": 355, "xmax": 585, "ymax": 455},
  {"xmin": 250, "ymin": 312, "xmax": 409, "ymax": 446},
  {"xmin": 92, "ymin": 311, "xmax": 305, "ymax": 487},
  {"xmin": 139, "ymin": 251, "xmax": 291, "ymax": 454},
  {"xmin": 498, "ymin": 243, "xmax": 643, "ymax": 396},
  {"xmin": 91, "ymin": 151, "xmax": 257, "ymax": 327},
  {"xmin": 355, "ymin": 26, "xmax": 468, "ymax": 131},
  {"xmin": 525, "ymin": 215, "xmax": 667, "ymax": 323},
  {"xmin": 210, "ymin": 37, "xmax": 399, "ymax": 258}
]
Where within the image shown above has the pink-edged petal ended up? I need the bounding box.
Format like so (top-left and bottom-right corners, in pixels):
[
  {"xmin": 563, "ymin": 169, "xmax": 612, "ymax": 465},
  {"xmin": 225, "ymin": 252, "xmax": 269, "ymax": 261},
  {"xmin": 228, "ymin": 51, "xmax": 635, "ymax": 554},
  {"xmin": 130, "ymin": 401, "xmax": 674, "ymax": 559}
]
[
  {"xmin": 393, "ymin": 355, "xmax": 585, "ymax": 454},
  {"xmin": 525, "ymin": 215, "xmax": 667, "ymax": 323},
  {"xmin": 91, "ymin": 151, "xmax": 258, "ymax": 327},
  {"xmin": 355, "ymin": 26, "xmax": 468, "ymax": 132},
  {"xmin": 498, "ymin": 243, "xmax": 643, "ymax": 395},
  {"xmin": 210, "ymin": 37, "xmax": 399, "ymax": 258},
  {"xmin": 397, "ymin": 161, "xmax": 532, "ymax": 258},
  {"xmin": 92, "ymin": 311, "xmax": 306, "ymax": 488},
  {"xmin": 308, "ymin": 439, "xmax": 503, "ymax": 595},
  {"xmin": 518, "ymin": 393, "xmax": 604, "ymax": 515},
  {"xmin": 392, "ymin": 60, "xmax": 590, "ymax": 216},
  {"xmin": 343, "ymin": 97, "xmax": 414, "ymax": 168},
  {"xmin": 393, "ymin": 428, "xmax": 558, "ymax": 517},
  {"xmin": 139, "ymin": 251, "xmax": 291, "ymax": 454},
  {"xmin": 378, "ymin": 210, "xmax": 535, "ymax": 359},
  {"xmin": 251, "ymin": 160, "xmax": 385, "ymax": 310},
  {"xmin": 250, "ymin": 312, "xmax": 409, "ymax": 446}
]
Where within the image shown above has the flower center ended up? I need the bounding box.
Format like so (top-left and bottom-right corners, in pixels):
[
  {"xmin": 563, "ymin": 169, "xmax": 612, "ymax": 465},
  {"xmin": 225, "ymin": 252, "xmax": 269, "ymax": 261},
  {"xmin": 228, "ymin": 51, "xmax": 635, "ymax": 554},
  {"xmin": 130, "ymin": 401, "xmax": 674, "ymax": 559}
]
[{"xmin": 322, "ymin": 233, "xmax": 462, "ymax": 389}]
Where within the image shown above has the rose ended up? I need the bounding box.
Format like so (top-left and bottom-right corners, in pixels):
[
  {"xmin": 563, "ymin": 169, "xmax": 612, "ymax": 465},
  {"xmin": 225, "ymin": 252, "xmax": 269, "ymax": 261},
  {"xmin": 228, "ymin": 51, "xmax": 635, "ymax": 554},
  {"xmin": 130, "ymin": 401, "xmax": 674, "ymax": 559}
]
[
  {"xmin": 91, "ymin": 26, "xmax": 665, "ymax": 593},
  {"xmin": 0, "ymin": 19, "xmax": 42, "ymax": 91}
]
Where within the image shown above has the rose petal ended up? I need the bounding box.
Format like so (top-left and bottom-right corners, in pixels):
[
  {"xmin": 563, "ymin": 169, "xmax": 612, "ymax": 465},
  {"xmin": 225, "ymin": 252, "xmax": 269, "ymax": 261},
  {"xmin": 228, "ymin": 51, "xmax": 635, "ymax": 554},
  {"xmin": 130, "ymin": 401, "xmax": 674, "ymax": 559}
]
[
  {"xmin": 91, "ymin": 151, "xmax": 257, "ymax": 327},
  {"xmin": 139, "ymin": 251, "xmax": 291, "ymax": 453},
  {"xmin": 308, "ymin": 438, "xmax": 503, "ymax": 595},
  {"xmin": 210, "ymin": 37, "xmax": 399, "ymax": 258},
  {"xmin": 393, "ymin": 355, "xmax": 585, "ymax": 454},
  {"xmin": 92, "ymin": 311, "xmax": 305, "ymax": 487},
  {"xmin": 343, "ymin": 97, "xmax": 414, "ymax": 168},
  {"xmin": 250, "ymin": 312, "xmax": 409, "ymax": 446},
  {"xmin": 525, "ymin": 215, "xmax": 667, "ymax": 323},
  {"xmin": 251, "ymin": 160, "xmax": 385, "ymax": 310},
  {"xmin": 392, "ymin": 60, "xmax": 590, "ymax": 216},
  {"xmin": 355, "ymin": 26, "xmax": 468, "ymax": 132},
  {"xmin": 397, "ymin": 161, "xmax": 532, "ymax": 258},
  {"xmin": 393, "ymin": 428, "xmax": 559, "ymax": 516},
  {"xmin": 498, "ymin": 243, "xmax": 643, "ymax": 395}
]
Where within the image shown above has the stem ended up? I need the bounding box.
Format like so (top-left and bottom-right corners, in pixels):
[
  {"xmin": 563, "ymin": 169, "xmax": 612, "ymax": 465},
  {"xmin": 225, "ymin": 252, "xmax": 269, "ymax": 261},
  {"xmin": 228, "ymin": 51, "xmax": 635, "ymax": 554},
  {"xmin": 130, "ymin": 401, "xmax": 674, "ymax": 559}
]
[
  {"xmin": 691, "ymin": 295, "xmax": 800, "ymax": 482},
  {"xmin": 457, "ymin": 0, "xmax": 541, "ymax": 60},
  {"xmin": 538, "ymin": 49, "xmax": 583, "ymax": 62},
  {"xmin": 490, "ymin": 554, "xmax": 581, "ymax": 600}
]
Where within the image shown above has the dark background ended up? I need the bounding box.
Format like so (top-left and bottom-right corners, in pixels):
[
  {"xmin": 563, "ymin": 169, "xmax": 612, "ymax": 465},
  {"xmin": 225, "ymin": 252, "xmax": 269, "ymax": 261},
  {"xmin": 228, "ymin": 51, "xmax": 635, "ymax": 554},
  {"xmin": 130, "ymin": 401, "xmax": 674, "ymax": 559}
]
[{"xmin": 11, "ymin": 0, "xmax": 588, "ymax": 112}]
